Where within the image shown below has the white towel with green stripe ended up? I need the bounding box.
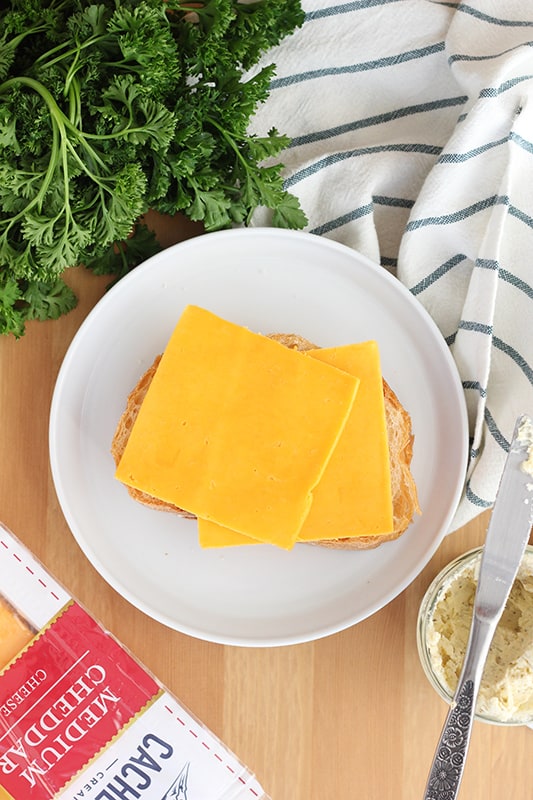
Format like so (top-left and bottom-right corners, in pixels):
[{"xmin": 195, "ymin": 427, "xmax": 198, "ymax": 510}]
[{"xmin": 249, "ymin": 0, "xmax": 533, "ymax": 532}]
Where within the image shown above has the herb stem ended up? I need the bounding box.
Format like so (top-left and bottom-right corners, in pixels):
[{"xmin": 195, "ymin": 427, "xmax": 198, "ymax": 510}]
[
  {"xmin": 0, "ymin": 75, "xmax": 108, "ymax": 170},
  {"xmin": 206, "ymin": 116, "xmax": 250, "ymax": 171}
]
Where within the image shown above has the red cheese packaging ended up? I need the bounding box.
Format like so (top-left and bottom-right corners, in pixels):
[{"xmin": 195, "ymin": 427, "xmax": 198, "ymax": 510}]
[{"xmin": 0, "ymin": 523, "xmax": 269, "ymax": 800}]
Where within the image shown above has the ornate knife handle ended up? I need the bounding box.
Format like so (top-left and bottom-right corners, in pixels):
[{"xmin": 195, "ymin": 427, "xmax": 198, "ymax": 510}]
[{"xmin": 423, "ymin": 680, "xmax": 475, "ymax": 800}]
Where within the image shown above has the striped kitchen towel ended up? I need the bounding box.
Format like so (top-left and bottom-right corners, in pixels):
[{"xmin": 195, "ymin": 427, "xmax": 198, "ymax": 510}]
[{"xmin": 249, "ymin": 0, "xmax": 533, "ymax": 532}]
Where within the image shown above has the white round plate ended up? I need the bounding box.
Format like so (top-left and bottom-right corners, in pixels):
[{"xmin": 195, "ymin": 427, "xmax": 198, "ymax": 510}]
[{"xmin": 49, "ymin": 228, "xmax": 468, "ymax": 647}]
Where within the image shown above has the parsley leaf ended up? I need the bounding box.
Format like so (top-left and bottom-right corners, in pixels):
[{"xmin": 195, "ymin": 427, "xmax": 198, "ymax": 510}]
[{"xmin": 0, "ymin": 0, "xmax": 306, "ymax": 336}]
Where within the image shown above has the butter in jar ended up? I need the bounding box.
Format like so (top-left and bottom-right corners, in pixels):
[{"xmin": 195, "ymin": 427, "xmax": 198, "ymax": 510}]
[{"xmin": 417, "ymin": 547, "xmax": 533, "ymax": 725}]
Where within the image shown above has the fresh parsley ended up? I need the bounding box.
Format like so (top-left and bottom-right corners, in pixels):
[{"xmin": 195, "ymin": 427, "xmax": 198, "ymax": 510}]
[{"xmin": 0, "ymin": 0, "xmax": 306, "ymax": 336}]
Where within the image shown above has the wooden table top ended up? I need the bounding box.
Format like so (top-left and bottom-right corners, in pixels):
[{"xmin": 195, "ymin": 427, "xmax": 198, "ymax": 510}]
[{"xmin": 1, "ymin": 213, "xmax": 532, "ymax": 800}]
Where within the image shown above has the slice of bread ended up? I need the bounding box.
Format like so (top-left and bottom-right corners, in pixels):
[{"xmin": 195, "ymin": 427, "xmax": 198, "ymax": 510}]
[{"xmin": 111, "ymin": 334, "xmax": 420, "ymax": 549}]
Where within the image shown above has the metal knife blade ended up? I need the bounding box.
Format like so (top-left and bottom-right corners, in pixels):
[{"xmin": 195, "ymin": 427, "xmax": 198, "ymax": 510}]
[
  {"xmin": 423, "ymin": 413, "xmax": 533, "ymax": 800},
  {"xmin": 475, "ymin": 414, "xmax": 533, "ymax": 619}
]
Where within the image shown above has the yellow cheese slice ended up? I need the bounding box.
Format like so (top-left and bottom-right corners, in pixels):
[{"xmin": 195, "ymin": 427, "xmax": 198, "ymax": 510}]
[
  {"xmin": 197, "ymin": 341, "xmax": 393, "ymax": 547},
  {"xmin": 0, "ymin": 598, "xmax": 33, "ymax": 670},
  {"xmin": 198, "ymin": 517, "xmax": 260, "ymax": 547},
  {"xmin": 115, "ymin": 305, "xmax": 359, "ymax": 549},
  {"xmin": 298, "ymin": 341, "xmax": 393, "ymax": 540}
]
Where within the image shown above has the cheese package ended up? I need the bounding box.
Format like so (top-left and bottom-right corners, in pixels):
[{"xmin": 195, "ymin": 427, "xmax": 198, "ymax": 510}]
[
  {"xmin": 198, "ymin": 341, "xmax": 393, "ymax": 547},
  {"xmin": 0, "ymin": 523, "xmax": 269, "ymax": 800},
  {"xmin": 115, "ymin": 305, "xmax": 359, "ymax": 549}
]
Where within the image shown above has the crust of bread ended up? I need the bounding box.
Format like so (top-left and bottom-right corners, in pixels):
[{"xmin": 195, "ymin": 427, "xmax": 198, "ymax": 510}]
[{"xmin": 111, "ymin": 333, "xmax": 420, "ymax": 548}]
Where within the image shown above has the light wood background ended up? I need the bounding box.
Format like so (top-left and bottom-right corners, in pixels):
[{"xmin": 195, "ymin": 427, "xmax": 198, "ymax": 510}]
[{"xmin": 1, "ymin": 213, "xmax": 532, "ymax": 800}]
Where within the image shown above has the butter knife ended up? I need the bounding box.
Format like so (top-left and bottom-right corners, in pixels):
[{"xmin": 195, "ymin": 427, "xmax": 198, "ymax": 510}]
[{"xmin": 423, "ymin": 414, "xmax": 533, "ymax": 800}]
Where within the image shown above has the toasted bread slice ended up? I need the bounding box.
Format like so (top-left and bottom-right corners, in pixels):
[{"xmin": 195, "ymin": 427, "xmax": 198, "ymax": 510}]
[{"xmin": 111, "ymin": 334, "xmax": 420, "ymax": 548}]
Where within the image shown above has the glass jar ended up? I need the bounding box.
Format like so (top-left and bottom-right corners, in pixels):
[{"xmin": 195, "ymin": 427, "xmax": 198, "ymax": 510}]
[{"xmin": 417, "ymin": 546, "xmax": 533, "ymax": 726}]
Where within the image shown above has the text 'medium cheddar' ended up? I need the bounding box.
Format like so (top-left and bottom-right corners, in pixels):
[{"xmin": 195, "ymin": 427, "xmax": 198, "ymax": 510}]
[{"xmin": 113, "ymin": 305, "xmax": 420, "ymax": 550}]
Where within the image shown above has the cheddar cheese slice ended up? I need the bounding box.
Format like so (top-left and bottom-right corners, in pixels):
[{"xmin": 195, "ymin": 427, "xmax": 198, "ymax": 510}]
[
  {"xmin": 115, "ymin": 305, "xmax": 359, "ymax": 549},
  {"xmin": 197, "ymin": 341, "xmax": 393, "ymax": 547},
  {"xmin": 298, "ymin": 341, "xmax": 393, "ymax": 540},
  {"xmin": 0, "ymin": 598, "xmax": 33, "ymax": 670},
  {"xmin": 198, "ymin": 518, "xmax": 258, "ymax": 548}
]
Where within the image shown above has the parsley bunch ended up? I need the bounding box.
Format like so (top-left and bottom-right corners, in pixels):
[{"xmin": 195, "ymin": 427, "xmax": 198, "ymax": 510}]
[{"xmin": 0, "ymin": 0, "xmax": 306, "ymax": 336}]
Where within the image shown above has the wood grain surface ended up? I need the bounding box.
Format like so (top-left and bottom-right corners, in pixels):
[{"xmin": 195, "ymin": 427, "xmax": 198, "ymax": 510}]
[{"xmin": 1, "ymin": 213, "xmax": 532, "ymax": 800}]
